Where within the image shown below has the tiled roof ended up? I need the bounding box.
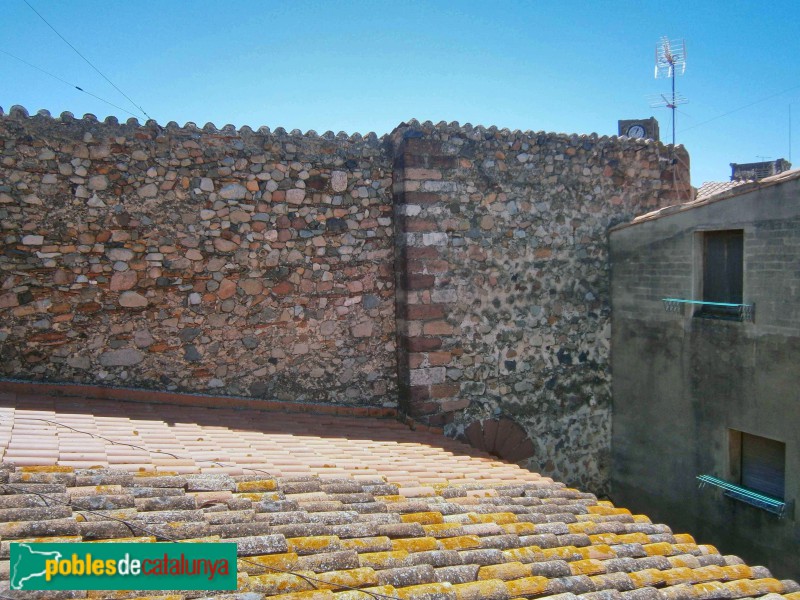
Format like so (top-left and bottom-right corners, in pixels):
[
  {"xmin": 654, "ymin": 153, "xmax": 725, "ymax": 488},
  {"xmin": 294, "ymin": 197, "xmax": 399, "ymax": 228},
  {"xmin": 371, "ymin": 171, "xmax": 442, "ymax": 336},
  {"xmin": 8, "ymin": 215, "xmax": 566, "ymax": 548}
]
[
  {"xmin": 616, "ymin": 168, "xmax": 800, "ymax": 228},
  {"xmin": 695, "ymin": 180, "xmax": 751, "ymax": 201},
  {"xmin": 1, "ymin": 388, "xmax": 799, "ymax": 599}
]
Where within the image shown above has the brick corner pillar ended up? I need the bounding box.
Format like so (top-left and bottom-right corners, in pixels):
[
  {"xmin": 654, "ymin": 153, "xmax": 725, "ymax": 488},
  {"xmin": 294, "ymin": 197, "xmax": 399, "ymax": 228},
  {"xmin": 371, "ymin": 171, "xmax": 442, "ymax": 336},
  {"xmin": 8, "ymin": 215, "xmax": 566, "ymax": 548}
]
[{"xmin": 390, "ymin": 123, "xmax": 465, "ymax": 427}]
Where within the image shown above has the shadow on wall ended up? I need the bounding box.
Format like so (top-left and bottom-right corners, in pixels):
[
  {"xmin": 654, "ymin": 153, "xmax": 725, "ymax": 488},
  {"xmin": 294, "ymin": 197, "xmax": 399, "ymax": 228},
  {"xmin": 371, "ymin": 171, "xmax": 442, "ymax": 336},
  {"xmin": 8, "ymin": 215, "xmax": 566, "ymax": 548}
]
[{"xmin": 461, "ymin": 417, "xmax": 535, "ymax": 464}]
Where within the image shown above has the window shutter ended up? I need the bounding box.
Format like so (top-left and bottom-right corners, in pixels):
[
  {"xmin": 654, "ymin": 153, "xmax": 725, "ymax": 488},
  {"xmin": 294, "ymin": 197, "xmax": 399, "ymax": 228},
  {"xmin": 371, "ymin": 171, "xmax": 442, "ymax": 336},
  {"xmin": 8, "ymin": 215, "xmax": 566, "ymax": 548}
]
[{"xmin": 741, "ymin": 433, "xmax": 785, "ymax": 500}]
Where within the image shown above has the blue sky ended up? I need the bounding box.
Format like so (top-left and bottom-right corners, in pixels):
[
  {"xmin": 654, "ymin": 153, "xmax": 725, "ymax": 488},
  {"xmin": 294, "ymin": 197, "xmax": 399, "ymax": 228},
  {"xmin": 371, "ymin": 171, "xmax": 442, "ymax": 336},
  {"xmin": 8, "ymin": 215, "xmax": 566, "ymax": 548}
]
[{"xmin": 2, "ymin": 1, "xmax": 799, "ymax": 187}]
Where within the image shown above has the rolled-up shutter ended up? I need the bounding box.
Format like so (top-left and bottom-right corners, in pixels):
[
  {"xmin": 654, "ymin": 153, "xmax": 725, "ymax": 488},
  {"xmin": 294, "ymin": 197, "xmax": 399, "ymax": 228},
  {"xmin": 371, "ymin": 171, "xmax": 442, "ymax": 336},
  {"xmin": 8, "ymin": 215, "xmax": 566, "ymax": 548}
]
[{"xmin": 741, "ymin": 433, "xmax": 785, "ymax": 500}]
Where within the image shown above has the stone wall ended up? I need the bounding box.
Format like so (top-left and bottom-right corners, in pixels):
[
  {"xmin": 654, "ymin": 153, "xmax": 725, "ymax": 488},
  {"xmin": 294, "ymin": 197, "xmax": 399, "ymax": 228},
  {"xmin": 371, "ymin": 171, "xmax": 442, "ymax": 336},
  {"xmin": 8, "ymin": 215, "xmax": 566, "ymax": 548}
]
[
  {"xmin": 0, "ymin": 107, "xmax": 397, "ymax": 406},
  {"xmin": 0, "ymin": 107, "xmax": 692, "ymax": 492},
  {"xmin": 392, "ymin": 121, "xmax": 690, "ymax": 491}
]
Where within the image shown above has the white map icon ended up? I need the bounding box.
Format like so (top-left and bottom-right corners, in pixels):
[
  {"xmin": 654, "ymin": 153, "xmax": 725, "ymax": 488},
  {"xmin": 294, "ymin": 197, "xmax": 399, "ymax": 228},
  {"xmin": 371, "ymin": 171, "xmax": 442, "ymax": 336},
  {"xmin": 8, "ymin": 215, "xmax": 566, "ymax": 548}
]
[{"xmin": 10, "ymin": 543, "xmax": 62, "ymax": 590}]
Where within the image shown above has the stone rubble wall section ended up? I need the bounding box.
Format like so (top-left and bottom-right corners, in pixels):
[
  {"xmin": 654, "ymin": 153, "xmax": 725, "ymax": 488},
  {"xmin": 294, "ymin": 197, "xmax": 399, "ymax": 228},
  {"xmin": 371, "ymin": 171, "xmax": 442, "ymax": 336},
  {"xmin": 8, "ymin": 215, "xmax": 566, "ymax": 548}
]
[
  {"xmin": 0, "ymin": 107, "xmax": 691, "ymax": 492},
  {"xmin": 392, "ymin": 120, "xmax": 690, "ymax": 493},
  {"xmin": 0, "ymin": 107, "xmax": 397, "ymax": 405}
]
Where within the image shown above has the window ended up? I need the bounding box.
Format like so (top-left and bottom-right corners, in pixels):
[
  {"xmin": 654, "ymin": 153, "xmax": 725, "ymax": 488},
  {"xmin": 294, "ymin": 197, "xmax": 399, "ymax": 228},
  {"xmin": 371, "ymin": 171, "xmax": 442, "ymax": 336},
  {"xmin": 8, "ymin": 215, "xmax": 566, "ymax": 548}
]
[
  {"xmin": 699, "ymin": 230, "xmax": 743, "ymax": 319},
  {"xmin": 730, "ymin": 430, "xmax": 785, "ymax": 500}
]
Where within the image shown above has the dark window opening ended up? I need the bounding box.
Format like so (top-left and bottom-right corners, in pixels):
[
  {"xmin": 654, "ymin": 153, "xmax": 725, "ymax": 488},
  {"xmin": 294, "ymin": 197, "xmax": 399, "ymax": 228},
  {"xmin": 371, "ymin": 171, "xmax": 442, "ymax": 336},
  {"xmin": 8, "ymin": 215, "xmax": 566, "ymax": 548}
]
[
  {"xmin": 699, "ymin": 230, "xmax": 743, "ymax": 319},
  {"xmin": 730, "ymin": 430, "xmax": 786, "ymax": 500}
]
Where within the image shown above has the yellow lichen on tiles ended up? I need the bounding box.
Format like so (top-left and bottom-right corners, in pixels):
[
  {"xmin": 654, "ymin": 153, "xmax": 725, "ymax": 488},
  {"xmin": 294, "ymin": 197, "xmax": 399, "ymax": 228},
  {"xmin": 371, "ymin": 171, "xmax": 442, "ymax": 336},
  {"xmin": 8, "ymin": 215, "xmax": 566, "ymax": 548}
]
[
  {"xmin": 783, "ymin": 592, "xmax": 800, "ymax": 600},
  {"xmin": 452, "ymin": 578, "xmax": 509, "ymax": 600},
  {"xmin": 477, "ymin": 561, "xmax": 531, "ymax": 581},
  {"xmin": 578, "ymin": 544, "xmax": 617, "ymax": 560},
  {"xmin": 719, "ymin": 564, "xmax": 752, "ymax": 580},
  {"xmin": 696, "ymin": 544, "xmax": 718, "ymax": 555},
  {"xmin": 396, "ymin": 582, "xmax": 454, "ymax": 600},
  {"xmin": 660, "ymin": 567, "xmax": 695, "ymax": 585},
  {"xmin": 587, "ymin": 504, "xmax": 632, "ymax": 516},
  {"xmin": 422, "ymin": 523, "xmax": 461, "ymax": 538},
  {"xmin": 76, "ymin": 508, "xmax": 137, "ymax": 521},
  {"xmin": 134, "ymin": 470, "xmax": 177, "ymax": 476},
  {"xmin": 567, "ymin": 522, "xmax": 598, "ymax": 534},
  {"xmin": 754, "ymin": 578, "xmax": 786, "ymax": 593},
  {"xmin": 5, "ymin": 535, "xmax": 82, "ymax": 545},
  {"xmin": 691, "ymin": 565, "xmax": 725, "ymax": 583},
  {"xmin": 643, "ymin": 542, "xmax": 677, "ymax": 556},
  {"xmin": 310, "ymin": 567, "xmax": 379, "ymax": 590},
  {"xmin": 400, "ymin": 511, "xmax": 444, "ymax": 525},
  {"xmin": 673, "ymin": 533, "xmax": 696, "ymax": 544},
  {"xmin": 569, "ymin": 559, "xmax": 606, "ymax": 576},
  {"xmin": 68, "ymin": 484, "xmax": 124, "ymax": 496},
  {"xmin": 437, "ymin": 535, "xmax": 482, "ymax": 550},
  {"xmin": 467, "ymin": 512, "xmax": 517, "ymax": 525},
  {"xmin": 693, "ymin": 580, "xmax": 730, "ymax": 598},
  {"xmin": 374, "ymin": 495, "xmax": 405, "ymax": 503},
  {"xmin": 587, "ymin": 533, "xmax": 619, "ymax": 545},
  {"xmin": 465, "ymin": 488, "xmax": 498, "ymax": 498},
  {"xmin": 667, "ymin": 555, "xmax": 701, "ymax": 569},
  {"xmin": 392, "ymin": 537, "xmax": 438, "ymax": 553},
  {"xmin": 542, "ymin": 545, "xmax": 581, "ymax": 561},
  {"xmin": 239, "ymin": 552, "xmax": 300, "ymax": 574},
  {"xmin": 500, "ymin": 522, "xmax": 536, "ymax": 535},
  {"xmin": 249, "ymin": 571, "xmax": 317, "ymax": 594},
  {"xmin": 502, "ymin": 545, "xmax": 544, "ymax": 563},
  {"xmin": 505, "ymin": 575, "xmax": 549, "ymax": 597},
  {"xmin": 270, "ymin": 590, "xmax": 336, "ymax": 600},
  {"xmin": 236, "ymin": 479, "xmax": 278, "ymax": 492},
  {"xmin": 357, "ymin": 550, "xmax": 410, "ymax": 569},
  {"xmin": 341, "ymin": 537, "xmax": 392, "ymax": 552},
  {"xmin": 628, "ymin": 568, "xmax": 666, "ymax": 588},
  {"xmin": 673, "ymin": 543, "xmax": 700, "ymax": 555},
  {"xmin": 237, "ymin": 493, "xmax": 268, "ymax": 501},
  {"xmin": 333, "ymin": 585, "xmax": 399, "ymax": 600},
  {"xmin": 20, "ymin": 465, "xmax": 75, "ymax": 472},
  {"xmin": 287, "ymin": 535, "xmax": 342, "ymax": 554},
  {"xmin": 617, "ymin": 532, "xmax": 650, "ymax": 545},
  {"xmin": 632, "ymin": 514, "xmax": 652, "ymax": 523}
]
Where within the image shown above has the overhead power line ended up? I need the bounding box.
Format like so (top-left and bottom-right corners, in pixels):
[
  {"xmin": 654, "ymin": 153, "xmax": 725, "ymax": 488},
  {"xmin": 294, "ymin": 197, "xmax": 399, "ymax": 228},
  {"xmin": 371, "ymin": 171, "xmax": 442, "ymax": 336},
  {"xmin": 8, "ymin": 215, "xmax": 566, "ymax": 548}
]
[
  {"xmin": 22, "ymin": 0, "xmax": 153, "ymax": 121},
  {"xmin": 680, "ymin": 82, "xmax": 800, "ymax": 133},
  {"xmin": 0, "ymin": 49, "xmax": 139, "ymax": 117}
]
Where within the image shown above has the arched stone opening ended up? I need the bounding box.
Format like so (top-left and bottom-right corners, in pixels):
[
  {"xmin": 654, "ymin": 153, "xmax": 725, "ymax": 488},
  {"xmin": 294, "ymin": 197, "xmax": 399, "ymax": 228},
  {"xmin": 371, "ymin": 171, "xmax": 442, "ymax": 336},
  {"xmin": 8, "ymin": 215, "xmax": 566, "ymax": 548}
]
[{"xmin": 463, "ymin": 417, "xmax": 535, "ymax": 463}]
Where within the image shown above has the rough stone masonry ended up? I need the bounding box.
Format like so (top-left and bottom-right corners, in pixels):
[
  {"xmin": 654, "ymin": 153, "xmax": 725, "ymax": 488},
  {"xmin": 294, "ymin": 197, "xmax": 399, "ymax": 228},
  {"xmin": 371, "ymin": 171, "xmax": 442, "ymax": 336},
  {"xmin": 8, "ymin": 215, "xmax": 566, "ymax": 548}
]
[{"xmin": 0, "ymin": 106, "xmax": 690, "ymax": 492}]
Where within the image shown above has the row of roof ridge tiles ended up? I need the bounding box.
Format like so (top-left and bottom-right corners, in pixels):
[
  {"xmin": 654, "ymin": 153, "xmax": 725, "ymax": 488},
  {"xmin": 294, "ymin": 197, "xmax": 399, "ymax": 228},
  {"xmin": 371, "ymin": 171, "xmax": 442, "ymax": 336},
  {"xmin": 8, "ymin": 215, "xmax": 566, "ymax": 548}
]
[
  {"xmin": 0, "ymin": 105, "xmax": 681, "ymax": 148},
  {"xmin": 0, "ymin": 465, "xmax": 797, "ymax": 599}
]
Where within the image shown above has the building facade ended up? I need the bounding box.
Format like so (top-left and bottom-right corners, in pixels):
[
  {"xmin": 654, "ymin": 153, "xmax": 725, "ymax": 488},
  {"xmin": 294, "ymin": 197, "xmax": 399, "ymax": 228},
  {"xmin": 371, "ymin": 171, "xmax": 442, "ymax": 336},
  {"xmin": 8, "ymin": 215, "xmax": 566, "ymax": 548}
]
[{"xmin": 610, "ymin": 169, "xmax": 800, "ymax": 579}]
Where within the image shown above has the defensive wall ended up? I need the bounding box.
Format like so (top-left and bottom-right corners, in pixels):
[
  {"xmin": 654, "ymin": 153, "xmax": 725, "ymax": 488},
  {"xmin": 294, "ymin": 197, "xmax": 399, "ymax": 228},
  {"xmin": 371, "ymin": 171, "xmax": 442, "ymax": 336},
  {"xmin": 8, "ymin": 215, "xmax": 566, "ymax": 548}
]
[{"xmin": 0, "ymin": 106, "xmax": 691, "ymax": 492}]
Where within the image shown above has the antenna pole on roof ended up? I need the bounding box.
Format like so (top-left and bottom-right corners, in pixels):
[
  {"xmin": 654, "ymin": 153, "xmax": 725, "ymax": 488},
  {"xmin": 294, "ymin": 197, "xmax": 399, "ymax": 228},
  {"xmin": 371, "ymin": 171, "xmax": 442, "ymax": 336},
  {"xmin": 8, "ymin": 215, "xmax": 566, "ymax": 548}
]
[{"xmin": 651, "ymin": 37, "xmax": 688, "ymax": 147}]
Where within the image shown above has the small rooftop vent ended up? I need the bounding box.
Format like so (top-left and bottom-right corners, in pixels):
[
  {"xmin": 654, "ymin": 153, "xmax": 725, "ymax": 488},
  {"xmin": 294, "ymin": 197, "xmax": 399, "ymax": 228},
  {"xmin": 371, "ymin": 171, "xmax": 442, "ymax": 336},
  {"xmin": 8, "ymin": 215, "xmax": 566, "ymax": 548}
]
[{"xmin": 730, "ymin": 158, "xmax": 791, "ymax": 182}]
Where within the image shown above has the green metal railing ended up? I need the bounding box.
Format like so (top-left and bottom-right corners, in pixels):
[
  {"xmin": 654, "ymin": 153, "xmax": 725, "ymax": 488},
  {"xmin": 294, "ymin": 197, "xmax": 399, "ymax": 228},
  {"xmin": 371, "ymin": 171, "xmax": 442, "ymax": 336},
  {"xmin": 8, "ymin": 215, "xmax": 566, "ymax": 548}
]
[
  {"xmin": 697, "ymin": 474, "xmax": 788, "ymax": 517},
  {"xmin": 662, "ymin": 298, "xmax": 755, "ymax": 322}
]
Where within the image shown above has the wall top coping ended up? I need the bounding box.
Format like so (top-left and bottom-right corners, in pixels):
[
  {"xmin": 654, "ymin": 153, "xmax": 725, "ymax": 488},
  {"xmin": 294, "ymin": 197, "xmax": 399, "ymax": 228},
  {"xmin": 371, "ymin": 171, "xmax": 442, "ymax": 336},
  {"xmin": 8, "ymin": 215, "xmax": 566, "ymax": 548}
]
[{"xmin": 1, "ymin": 105, "xmax": 686, "ymax": 152}]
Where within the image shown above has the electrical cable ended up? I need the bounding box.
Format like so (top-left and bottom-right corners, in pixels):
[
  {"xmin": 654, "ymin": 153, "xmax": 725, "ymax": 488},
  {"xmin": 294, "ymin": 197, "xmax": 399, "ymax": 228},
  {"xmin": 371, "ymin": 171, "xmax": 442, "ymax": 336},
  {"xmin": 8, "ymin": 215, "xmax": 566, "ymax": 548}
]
[
  {"xmin": 21, "ymin": 0, "xmax": 153, "ymax": 121},
  {"xmin": 0, "ymin": 49, "xmax": 139, "ymax": 118},
  {"xmin": 680, "ymin": 82, "xmax": 800, "ymax": 134}
]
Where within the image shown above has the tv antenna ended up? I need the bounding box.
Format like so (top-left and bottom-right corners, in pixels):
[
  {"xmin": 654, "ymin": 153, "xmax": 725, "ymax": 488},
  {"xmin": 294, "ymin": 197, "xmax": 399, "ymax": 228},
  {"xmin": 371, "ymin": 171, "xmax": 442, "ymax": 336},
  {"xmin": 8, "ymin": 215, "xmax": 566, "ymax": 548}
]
[{"xmin": 650, "ymin": 37, "xmax": 687, "ymax": 147}]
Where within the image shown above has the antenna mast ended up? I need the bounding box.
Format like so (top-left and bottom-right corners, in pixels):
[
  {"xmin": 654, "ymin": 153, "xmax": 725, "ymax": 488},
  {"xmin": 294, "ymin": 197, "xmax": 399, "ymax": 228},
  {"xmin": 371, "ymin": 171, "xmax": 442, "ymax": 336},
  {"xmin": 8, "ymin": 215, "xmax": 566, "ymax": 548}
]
[{"xmin": 651, "ymin": 37, "xmax": 688, "ymax": 147}]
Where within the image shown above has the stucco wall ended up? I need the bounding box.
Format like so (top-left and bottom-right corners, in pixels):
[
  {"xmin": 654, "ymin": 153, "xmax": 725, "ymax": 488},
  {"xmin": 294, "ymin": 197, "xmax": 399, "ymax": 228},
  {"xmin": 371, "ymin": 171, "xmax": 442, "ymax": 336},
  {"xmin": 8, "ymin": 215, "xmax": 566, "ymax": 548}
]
[{"xmin": 610, "ymin": 177, "xmax": 800, "ymax": 579}]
